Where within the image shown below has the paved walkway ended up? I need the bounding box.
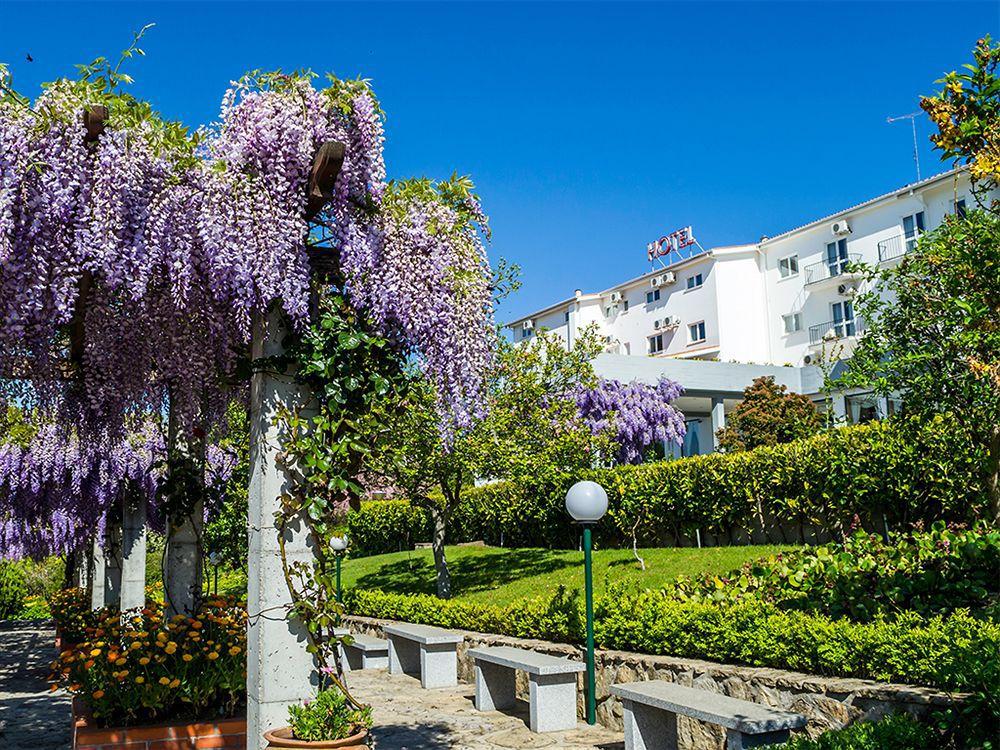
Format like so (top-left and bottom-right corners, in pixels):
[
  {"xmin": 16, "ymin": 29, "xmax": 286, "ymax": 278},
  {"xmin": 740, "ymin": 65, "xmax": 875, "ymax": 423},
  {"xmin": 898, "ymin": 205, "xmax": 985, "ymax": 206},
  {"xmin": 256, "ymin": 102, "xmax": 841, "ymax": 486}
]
[
  {"xmin": 0, "ymin": 623, "xmax": 71, "ymax": 750},
  {"xmin": 350, "ymin": 669, "xmax": 623, "ymax": 750}
]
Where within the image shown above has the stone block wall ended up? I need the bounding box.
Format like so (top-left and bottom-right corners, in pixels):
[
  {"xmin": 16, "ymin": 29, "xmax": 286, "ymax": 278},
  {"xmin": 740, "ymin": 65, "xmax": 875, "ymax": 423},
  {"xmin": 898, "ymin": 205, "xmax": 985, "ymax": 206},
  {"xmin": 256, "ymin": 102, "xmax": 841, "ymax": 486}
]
[{"xmin": 343, "ymin": 615, "xmax": 963, "ymax": 749}]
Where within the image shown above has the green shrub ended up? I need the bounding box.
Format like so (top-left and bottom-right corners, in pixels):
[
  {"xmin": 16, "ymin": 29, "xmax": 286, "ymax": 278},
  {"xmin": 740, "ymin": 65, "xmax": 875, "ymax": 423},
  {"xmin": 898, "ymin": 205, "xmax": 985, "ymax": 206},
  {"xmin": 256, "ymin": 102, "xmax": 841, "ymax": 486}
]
[
  {"xmin": 348, "ymin": 417, "xmax": 985, "ymax": 556},
  {"xmin": 344, "ymin": 586, "xmax": 582, "ymax": 643},
  {"xmin": 0, "ymin": 560, "xmax": 27, "ymax": 619},
  {"xmin": 668, "ymin": 524, "xmax": 1000, "ymax": 622},
  {"xmin": 778, "ymin": 714, "xmax": 936, "ymax": 749},
  {"xmin": 344, "ymin": 585, "xmax": 1000, "ymax": 692},
  {"xmin": 287, "ymin": 689, "xmax": 372, "ymax": 742}
]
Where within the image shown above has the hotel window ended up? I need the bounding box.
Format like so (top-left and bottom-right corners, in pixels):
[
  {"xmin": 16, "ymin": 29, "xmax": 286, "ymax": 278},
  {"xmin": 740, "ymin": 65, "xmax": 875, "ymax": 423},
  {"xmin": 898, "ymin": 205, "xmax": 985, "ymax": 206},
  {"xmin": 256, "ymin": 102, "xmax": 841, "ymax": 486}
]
[
  {"xmin": 902, "ymin": 211, "xmax": 925, "ymax": 253},
  {"xmin": 646, "ymin": 289, "xmax": 661, "ymax": 304},
  {"xmin": 622, "ymin": 299, "xmax": 630, "ymax": 312},
  {"xmin": 782, "ymin": 312, "xmax": 802, "ymax": 334},
  {"xmin": 686, "ymin": 273, "xmax": 704, "ymax": 290},
  {"xmin": 831, "ymin": 300, "xmax": 856, "ymax": 338},
  {"xmin": 778, "ymin": 254, "xmax": 799, "ymax": 278},
  {"xmin": 648, "ymin": 334, "xmax": 664, "ymax": 354},
  {"xmin": 825, "ymin": 238, "xmax": 849, "ymax": 276},
  {"xmin": 564, "ymin": 311, "xmax": 570, "ymax": 323},
  {"xmin": 520, "ymin": 328, "xmax": 533, "ymax": 340},
  {"xmin": 846, "ymin": 392, "xmax": 879, "ymax": 425},
  {"xmin": 688, "ymin": 320, "xmax": 706, "ymax": 343},
  {"xmin": 954, "ymin": 198, "xmax": 967, "ymax": 217}
]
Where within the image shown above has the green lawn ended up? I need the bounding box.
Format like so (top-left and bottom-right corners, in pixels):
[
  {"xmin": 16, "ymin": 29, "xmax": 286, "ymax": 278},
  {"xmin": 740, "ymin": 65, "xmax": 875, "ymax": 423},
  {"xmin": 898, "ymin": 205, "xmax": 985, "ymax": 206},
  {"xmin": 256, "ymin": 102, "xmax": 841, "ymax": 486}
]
[{"xmin": 341, "ymin": 544, "xmax": 795, "ymax": 604}]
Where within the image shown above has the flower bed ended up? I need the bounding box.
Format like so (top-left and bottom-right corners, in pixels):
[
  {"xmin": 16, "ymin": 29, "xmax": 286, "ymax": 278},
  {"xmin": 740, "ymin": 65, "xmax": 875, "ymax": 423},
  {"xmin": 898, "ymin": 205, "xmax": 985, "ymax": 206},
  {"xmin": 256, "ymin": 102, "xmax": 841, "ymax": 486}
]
[{"xmin": 52, "ymin": 596, "xmax": 246, "ymax": 728}]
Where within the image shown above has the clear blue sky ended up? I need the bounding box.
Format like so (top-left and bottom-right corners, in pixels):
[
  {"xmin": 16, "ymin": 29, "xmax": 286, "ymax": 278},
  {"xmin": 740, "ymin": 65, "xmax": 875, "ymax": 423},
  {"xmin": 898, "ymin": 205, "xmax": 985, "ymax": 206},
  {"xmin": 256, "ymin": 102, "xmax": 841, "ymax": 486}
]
[{"xmin": 2, "ymin": 2, "xmax": 997, "ymax": 321}]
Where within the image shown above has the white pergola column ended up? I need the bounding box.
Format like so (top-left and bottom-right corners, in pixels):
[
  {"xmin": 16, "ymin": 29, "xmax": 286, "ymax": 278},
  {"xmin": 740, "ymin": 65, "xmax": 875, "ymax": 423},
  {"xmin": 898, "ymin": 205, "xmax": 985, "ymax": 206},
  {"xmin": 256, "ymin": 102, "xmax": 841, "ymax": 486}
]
[
  {"xmin": 72, "ymin": 544, "xmax": 89, "ymax": 590},
  {"xmin": 120, "ymin": 493, "xmax": 147, "ymax": 613},
  {"xmin": 89, "ymin": 537, "xmax": 104, "ymax": 610},
  {"xmin": 164, "ymin": 409, "xmax": 206, "ymax": 618},
  {"xmin": 711, "ymin": 397, "xmax": 726, "ymax": 451},
  {"xmin": 247, "ymin": 309, "xmax": 318, "ymax": 749}
]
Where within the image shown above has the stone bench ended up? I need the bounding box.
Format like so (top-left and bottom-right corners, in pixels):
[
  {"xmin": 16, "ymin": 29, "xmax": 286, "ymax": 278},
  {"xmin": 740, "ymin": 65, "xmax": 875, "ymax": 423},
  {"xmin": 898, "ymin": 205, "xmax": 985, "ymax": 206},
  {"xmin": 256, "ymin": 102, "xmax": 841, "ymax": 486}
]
[
  {"xmin": 383, "ymin": 622, "xmax": 463, "ymax": 688},
  {"xmin": 611, "ymin": 681, "xmax": 807, "ymax": 750},
  {"xmin": 469, "ymin": 646, "xmax": 585, "ymax": 733},
  {"xmin": 331, "ymin": 629, "xmax": 388, "ymax": 671}
]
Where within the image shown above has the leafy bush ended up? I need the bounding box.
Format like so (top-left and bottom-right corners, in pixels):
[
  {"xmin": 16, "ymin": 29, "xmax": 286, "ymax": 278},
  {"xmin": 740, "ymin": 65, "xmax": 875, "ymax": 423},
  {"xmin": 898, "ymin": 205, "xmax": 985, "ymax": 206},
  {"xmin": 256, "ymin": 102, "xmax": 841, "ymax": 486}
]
[
  {"xmin": 344, "ymin": 586, "xmax": 582, "ymax": 643},
  {"xmin": 287, "ymin": 689, "xmax": 372, "ymax": 741},
  {"xmin": 348, "ymin": 417, "xmax": 986, "ymax": 555},
  {"xmin": 716, "ymin": 376, "xmax": 823, "ymax": 452},
  {"xmin": 17, "ymin": 594, "xmax": 51, "ymax": 620},
  {"xmin": 50, "ymin": 595, "xmax": 246, "ymax": 727},
  {"xmin": 668, "ymin": 524, "xmax": 1000, "ymax": 622},
  {"xmin": 344, "ymin": 585, "xmax": 999, "ymax": 692},
  {"xmin": 778, "ymin": 714, "xmax": 936, "ymax": 749},
  {"xmin": 0, "ymin": 560, "xmax": 27, "ymax": 619}
]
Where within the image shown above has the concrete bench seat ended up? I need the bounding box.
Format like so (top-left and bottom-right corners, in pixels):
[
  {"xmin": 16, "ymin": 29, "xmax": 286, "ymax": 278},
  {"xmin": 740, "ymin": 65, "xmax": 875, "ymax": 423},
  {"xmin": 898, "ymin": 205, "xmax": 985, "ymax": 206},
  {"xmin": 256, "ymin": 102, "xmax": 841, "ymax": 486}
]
[
  {"xmin": 383, "ymin": 622, "xmax": 463, "ymax": 688},
  {"xmin": 331, "ymin": 629, "xmax": 388, "ymax": 671},
  {"xmin": 611, "ymin": 681, "xmax": 807, "ymax": 750},
  {"xmin": 470, "ymin": 646, "xmax": 585, "ymax": 733}
]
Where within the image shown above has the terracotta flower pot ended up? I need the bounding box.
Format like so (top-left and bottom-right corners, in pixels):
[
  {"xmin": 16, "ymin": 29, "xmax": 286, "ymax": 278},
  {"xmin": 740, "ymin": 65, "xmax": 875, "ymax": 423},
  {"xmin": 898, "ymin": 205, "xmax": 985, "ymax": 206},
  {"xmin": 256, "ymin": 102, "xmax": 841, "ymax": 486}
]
[{"xmin": 263, "ymin": 726, "xmax": 369, "ymax": 749}]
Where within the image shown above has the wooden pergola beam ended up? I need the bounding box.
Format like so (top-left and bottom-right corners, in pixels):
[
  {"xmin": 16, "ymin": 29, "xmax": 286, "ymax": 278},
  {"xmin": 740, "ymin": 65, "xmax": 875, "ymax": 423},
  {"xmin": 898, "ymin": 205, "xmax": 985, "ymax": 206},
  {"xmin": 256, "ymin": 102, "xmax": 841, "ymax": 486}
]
[
  {"xmin": 82, "ymin": 105, "xmax": 108, "ymax": 143},
  {"xmin": 304, "ymin": 141, "xmax": 346, "ymax": 221}
]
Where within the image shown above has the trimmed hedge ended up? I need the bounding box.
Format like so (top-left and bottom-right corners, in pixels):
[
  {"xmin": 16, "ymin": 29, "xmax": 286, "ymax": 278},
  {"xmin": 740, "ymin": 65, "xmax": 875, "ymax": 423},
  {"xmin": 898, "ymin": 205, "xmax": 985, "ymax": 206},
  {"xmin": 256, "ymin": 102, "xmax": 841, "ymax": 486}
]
[
  {"xmin": 778, "ymin": 714, "xmax": 936, "ymax": 750},
  {"xmin": 349, "ymin": 416, "xmax": 986, "ymax": 555},
  {"xmin": 343, "ymin": 586, "xmax": 1000, "ymax": 693}
]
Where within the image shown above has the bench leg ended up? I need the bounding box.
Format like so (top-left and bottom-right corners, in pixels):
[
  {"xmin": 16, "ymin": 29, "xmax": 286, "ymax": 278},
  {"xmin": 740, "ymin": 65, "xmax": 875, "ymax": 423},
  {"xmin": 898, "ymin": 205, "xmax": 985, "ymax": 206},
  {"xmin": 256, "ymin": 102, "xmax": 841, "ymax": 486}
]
[
  {"xmin": 362, "ymin": 650, "xmax": 388, "ymax": 670},
  {"xmin": 726, "ymin": 729, "xmax": 791, "ymax": 749},
  {"xmin": 387, "ymin": 635, "xmax": 420, "ymax": 677},
  {"xmin": 528, "ymin": 673, "xmax": 578, "ymax": 733},
  {"xmin": 474, "ymin": 661, "xmax": 516, "ymax": 712},
  {"xmin": 419, "ymin": 642, "xmax": 458, "ymax": 688},
  {"xmin": 622, "ymin": 699, "xmax": 679, "ymax": 750}
]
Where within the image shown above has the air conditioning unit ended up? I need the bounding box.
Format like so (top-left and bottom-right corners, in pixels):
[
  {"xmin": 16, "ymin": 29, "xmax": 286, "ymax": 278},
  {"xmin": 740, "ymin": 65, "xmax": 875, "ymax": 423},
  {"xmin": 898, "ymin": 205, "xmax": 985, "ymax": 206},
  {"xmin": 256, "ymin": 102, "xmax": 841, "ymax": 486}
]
[
  {"xmin": 663, "ymin": 315, "xmax": 681, "ymax": 328},
  {"xmin": 831, "ymin": 219, "xmax": 852, "ymax": 236},
  {"xmin": 837, "ymin": 282, "xmax": 858, "ymax": 296},
  {"xmin": 650, "ymin": 272, "xmax": 676, "ymax": 288},
  {"xmin": 609, "ymin": 291, "xmax": 624, "ymax": 303},
  {"xmin": 662, "ymin": 271, "xmax": 677, "ymax": 285},
  {"xmin": 803, "ymin": 354, "xmax": 813, "ymax": 365},
  {"xmin": 653, "ymin": 319, "xmax": 663, "ymax": 330},
  {"xmin": 521, "ymin": 319, "xmax": 534, "ymax": 330}
]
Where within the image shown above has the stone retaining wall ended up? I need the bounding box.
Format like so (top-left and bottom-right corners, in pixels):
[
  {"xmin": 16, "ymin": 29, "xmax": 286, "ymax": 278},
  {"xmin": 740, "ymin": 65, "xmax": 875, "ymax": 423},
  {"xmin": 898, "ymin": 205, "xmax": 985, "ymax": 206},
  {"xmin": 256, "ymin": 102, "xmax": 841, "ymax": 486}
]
[{"xmin": 343, "ymin": 615, "xmax": 963, "ymax": 749}]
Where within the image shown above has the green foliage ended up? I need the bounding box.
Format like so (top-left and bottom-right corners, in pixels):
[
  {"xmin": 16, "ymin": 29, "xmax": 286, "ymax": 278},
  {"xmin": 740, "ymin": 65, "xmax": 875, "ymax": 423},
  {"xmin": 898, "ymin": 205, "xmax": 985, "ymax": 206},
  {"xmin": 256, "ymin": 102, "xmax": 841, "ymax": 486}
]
[
  {"xmin": 287, "ymin": 689, "xmax": 372, "ymax": 742},
  {"xmin": 344, "ymin": 586, "xmax": 583, "ymax": 643},
  {"xmin": 667, "ymin": 524, "xmax": 1000, "ymax": 622},
  {"xmin": 204, "ymin": 403, "xmax": 250, "ymax": 571},
  {"xmin": 0, "ymin": 560, "xmax": 27, "ymax": 619},
  {"xmin": 348, "ymin": 417, "xmax": 985, "ymax": 555},
  {"xmin": 845, "ymin": 210, "xmax": 1000, "ymax": 522},
  {"xmin": 778, "ymin": 714, "xmax": 936, "ymax": 750},
  {"xmin": 715, "ymin": 376, "xmax": 822, "ymax": 452},
  {"xmin": 346, "ymin": 500, "xmax": 429, "ymax": 555}
]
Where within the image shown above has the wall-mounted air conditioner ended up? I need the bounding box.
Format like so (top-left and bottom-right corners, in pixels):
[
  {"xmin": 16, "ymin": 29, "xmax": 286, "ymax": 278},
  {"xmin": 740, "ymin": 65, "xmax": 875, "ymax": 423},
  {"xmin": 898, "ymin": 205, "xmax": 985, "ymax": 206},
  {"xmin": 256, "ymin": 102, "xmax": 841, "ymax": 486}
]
[
  {"xmin": 831, "ymin": 219, "xmax": 852, "ymax": 236},
  {"xmin": 522, "ymin": 319, "xmax": 534, "ymax": 330},
  {"xmin": 609, "ymin": 291, "xmax": 624, "ymax": 303},
  {"xmin": 663, "ymin": 315, "xmax": 681, "ymax": 328},
  {"xmin": 653, "ymin": 319, "xmax": 663, "ymax": 330},
  {"xmin": 837, "ymin": 282, "xmax": 858, "ymax": 296}
]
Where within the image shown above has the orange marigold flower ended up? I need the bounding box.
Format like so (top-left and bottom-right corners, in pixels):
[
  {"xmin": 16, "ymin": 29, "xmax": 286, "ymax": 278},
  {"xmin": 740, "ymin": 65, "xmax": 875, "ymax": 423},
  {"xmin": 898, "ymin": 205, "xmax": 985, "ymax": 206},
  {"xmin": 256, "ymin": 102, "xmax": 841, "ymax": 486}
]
[
  {"xmin": 139, "ymin": 657, "xmax": 151, "ymax": 666},
  {"xmin": 115, "ymin": 657, "xmax": 127, "ymax": 666},
  {"xmin": 208, "ymin": 652, "xmax": 219, "ymax": 661},
  {"xmin": 158, "ymin": 677, "xmax": 170, "ymax": 686},
  {"xmin": 164, "ymin": 642, "xmax": 177, "ymax": 655},
  {"xmin": 92, "ymin": 690, "xmax": 104, "ymax": 699},
  {"xmin": 84, "ymin": 660, "xmax": 95, "ymax": 669},
  {"xmin": 169, "ymin": 678, "xmax": 180, "ymax": 689},
  {"xmin": 182, "ymin": 654, "xmax": 193, "ymax": 662},
  {"xmin": 228, "ymin": 646, "xmax": 241, "ymax": 656},
  {"xmin": 136, "ymin": 676, "xmax": 145, "ymax": 684},
  {"xmin": 89, "ymin": 649, "xmax": 101, "ymax": 657}
]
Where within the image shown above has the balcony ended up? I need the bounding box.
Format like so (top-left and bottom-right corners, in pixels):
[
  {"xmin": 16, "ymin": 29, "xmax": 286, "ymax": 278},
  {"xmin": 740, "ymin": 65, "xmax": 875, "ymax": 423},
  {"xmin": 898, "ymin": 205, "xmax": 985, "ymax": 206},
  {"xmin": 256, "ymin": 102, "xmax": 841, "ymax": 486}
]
[
  {"xmin": 803, "ymin": 254, "xmax": 862, "ymax": 287},
  {"xmin": 877, "ymin": 234, "xmax": 917, "ymax": 264},
  {"xmin": 808, "ymin": 318, "xmax": 861, "ymax": 346}
]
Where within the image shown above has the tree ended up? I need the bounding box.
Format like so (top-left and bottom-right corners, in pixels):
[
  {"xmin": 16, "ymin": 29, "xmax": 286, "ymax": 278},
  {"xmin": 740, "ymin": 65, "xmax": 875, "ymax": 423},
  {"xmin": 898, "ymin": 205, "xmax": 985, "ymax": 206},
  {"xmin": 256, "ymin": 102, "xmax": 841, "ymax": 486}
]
[
  {"xmin": 715, "ymin": 376, "xmax": 822, "ymax": 453},
  {"xmin": 844, "ymin": 38, "xmax": 1000, "ymax": 523}
]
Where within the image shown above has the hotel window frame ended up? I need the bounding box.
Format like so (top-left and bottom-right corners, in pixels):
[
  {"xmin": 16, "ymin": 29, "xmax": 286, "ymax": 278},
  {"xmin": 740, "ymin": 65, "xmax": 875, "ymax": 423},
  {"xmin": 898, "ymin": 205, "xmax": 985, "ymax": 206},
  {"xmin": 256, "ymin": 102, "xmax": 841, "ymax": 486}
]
[
  {"xmin": 778, "ymin": 254, "xmax": 799, "ymax": 279},
  {"xmin": 688, "ymin": 320, "xmax": 707, "ymax": 344}
]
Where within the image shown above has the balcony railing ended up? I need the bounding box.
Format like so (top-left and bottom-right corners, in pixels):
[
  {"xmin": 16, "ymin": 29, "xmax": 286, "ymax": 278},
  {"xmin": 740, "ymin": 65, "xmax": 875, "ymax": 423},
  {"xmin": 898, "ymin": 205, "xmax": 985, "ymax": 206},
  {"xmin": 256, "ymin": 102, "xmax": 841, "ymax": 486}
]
[
  {"xmin": 878, "ymin": 234, "xmax": 905, "ymax": 263},
  {"xmin": 809, "ymin": 318, "xmax": 859, "ymax": 346},
  {"xmin": 803, "ymin": 254, "xmax": 862, "ymax": 285}
]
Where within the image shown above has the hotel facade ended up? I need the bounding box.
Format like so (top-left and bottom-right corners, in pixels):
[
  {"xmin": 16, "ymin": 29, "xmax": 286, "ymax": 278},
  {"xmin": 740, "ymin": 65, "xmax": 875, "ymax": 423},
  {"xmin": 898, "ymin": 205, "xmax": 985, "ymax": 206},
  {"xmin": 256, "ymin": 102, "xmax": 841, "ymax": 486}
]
[{"xmin": 507, "ymin": 168, "xmax": 982, "ymax": 457}]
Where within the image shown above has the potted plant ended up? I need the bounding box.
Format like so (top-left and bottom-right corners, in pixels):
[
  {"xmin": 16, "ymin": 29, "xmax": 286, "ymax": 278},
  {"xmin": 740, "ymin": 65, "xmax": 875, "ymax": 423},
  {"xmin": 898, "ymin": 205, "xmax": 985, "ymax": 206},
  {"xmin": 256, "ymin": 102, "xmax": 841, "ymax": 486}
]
[{"xmin": 264, "ymin": 688, "xmax": 372, "ymax": 748}]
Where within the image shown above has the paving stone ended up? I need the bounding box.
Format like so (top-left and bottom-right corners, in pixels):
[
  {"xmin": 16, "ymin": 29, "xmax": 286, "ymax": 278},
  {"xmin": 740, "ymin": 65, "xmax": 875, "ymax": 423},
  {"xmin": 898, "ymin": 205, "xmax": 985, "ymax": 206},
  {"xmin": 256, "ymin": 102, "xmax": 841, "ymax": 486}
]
[{"xmin": 0, "ymin": 622, "xmax": 71, "ymax": 750}]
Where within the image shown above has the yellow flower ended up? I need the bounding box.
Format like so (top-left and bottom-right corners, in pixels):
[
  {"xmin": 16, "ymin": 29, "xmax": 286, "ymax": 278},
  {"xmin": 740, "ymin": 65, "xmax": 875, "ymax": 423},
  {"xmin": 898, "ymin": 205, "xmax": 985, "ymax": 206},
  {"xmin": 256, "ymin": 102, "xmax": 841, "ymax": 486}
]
[
  {"xmin": 130, "ymin": 641, "xmax": 142, "ymax": 651},
  {"xmin": 135, "ymin": 677, "xmax": 145, "ymax": 684},
  {"xmin": 207, "ymin": 652, "xmax": 219, "ymax": 661},
  {"xmin": 139, "ymin": 657, "xmax": 151, "ymax": 666},
  {"xmin": 158, "ymin": 676, "xmax": 170, "ymax": 686},
  {"xmin": 92, "ymin": 690, "xmax": 105, "ymax": 699},
  {"xmin": 228, "ymin": 646, "xmax": 241, "ymax": 656},
  {"xmin": 89, "ymin": 649, "xmax": 101, "ymax": 657},
  {"xmin": 164, "ymin": 642, "xmax": 177, "ymax": 655},
  {"xmin": 169, "ymin": 678, "xmax": 180, "ymax": 689},
  {"xmin": 115, "ymin": 657, "xmax": 127, "ymax": 666},
  {"xmin": 182, "ymin": 654, "xmax": 193, "ymax": 662}
]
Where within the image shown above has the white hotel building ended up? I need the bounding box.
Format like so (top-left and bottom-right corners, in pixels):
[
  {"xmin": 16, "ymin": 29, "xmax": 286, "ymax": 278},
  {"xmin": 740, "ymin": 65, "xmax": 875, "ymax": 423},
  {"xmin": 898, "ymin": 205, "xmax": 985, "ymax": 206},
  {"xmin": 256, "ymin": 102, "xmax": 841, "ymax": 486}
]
[{"xmin": 508, "ymin": 168, "xmax": 978, "ymax": 457}]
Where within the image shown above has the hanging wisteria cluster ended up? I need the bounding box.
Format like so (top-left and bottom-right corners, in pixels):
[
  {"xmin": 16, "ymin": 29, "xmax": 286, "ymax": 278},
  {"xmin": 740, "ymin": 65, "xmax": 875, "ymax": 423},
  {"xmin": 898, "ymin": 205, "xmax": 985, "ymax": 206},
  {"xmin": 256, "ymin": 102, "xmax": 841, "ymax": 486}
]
[
  {"xmin": 0, "ymin": 421, "xmax": 235, "ymax": 559},
  {"xmin": 575, "ymin": 377, "xmax": 687, "ymax": 464}
]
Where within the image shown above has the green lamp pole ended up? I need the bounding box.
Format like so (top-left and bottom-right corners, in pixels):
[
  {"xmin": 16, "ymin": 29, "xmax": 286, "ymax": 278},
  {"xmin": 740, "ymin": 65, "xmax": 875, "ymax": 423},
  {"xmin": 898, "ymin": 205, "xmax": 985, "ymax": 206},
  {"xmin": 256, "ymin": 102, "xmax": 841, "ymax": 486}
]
[
  {"xmin": 331, "ymin": 535, "xmax": 348, "ymax": 602},
  {"xmin": 565, "ymin": 480, "xmax": 608, "ymax": 726}
]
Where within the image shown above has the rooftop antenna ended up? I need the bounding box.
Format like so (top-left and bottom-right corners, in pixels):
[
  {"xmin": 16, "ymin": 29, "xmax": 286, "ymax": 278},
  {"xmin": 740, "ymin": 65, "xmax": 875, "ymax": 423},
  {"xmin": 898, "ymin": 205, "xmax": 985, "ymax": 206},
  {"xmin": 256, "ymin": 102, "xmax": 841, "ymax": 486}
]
[{"xmin": 886, "ymin": 111, "xmax": 922, "ymax": 182}]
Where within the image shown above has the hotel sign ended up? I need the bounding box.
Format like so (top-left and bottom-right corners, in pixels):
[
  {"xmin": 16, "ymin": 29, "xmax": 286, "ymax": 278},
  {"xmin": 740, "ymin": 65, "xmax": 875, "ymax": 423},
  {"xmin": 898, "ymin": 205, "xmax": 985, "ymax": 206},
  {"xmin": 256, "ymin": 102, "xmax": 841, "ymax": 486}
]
[{"xmin": 647, "ymin": 226, "xmax": 696, "ymax": 262}]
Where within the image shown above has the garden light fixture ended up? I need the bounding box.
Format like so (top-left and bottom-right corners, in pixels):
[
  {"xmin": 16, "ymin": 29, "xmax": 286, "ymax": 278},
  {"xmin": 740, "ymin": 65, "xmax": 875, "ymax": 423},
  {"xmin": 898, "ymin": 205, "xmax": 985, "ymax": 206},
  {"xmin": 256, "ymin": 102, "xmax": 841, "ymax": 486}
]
[
  {"xmin": 565, "ymin": 480, "xmax": 608, "ymax": 725},
  {"xmin": 330, "ymin": 536, "xmax": 348, "ymax": 602}
]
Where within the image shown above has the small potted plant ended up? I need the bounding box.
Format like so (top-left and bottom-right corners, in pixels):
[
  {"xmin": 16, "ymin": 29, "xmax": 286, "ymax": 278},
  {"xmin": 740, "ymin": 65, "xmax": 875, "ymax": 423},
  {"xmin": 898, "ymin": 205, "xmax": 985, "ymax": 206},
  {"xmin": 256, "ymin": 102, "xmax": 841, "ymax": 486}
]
[{"xmin": 264, "ymin": 688, "xmax": 372, "ymax": 749}]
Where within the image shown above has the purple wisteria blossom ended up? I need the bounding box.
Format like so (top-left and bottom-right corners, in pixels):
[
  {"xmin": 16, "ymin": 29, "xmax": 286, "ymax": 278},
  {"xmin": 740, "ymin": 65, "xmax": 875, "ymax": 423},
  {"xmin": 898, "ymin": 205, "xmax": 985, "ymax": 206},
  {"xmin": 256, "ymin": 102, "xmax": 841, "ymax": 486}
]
[{"xmin": 575, "ymin": 377, "xmax": 686, "ymax": 464}]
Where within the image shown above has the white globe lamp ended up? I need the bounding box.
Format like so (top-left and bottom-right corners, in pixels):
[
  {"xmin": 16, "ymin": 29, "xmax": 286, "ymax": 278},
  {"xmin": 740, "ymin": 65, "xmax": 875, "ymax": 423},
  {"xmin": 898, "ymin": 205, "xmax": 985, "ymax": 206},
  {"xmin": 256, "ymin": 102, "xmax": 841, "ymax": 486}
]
[{"xmin": 564, "ymin": 480, "xmax": 608, "ymax": 524}]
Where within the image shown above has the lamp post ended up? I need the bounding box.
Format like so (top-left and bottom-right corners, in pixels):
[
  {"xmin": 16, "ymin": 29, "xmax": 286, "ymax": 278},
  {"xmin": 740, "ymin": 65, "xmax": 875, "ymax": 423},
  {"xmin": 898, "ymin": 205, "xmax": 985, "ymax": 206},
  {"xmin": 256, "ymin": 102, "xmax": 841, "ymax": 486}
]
[
  {"xmin": 565, "ymin": 480, "xmax": 608, "ymax": 726},
  {"xmin": 330, "ymin": 536, "xmax": 348, "ymax": 602},
  {"xmin": 208, "ymin": 552, "xmax": 220, "ymax": 595}
]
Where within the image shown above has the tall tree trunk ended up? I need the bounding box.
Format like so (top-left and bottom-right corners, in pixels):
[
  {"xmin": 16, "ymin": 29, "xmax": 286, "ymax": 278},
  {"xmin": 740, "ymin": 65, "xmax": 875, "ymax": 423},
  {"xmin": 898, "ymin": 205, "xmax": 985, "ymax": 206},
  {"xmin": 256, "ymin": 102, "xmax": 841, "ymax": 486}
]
[
  {"xmin": 428, "ymin": 504, "xmax": 451, "ymax": 599},
  {"xmin": 988, "ymin": 425, "xmax": 1000, "ymax": 525}
]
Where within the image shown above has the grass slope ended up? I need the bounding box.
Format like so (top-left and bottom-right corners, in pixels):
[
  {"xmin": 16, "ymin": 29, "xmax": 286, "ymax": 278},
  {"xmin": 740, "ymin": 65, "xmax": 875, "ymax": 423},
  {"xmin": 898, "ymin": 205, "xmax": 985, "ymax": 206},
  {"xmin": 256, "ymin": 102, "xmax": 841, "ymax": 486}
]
[{"xmin": 341, "ymin": 544, "xmax": 793, "ymax": 603}]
